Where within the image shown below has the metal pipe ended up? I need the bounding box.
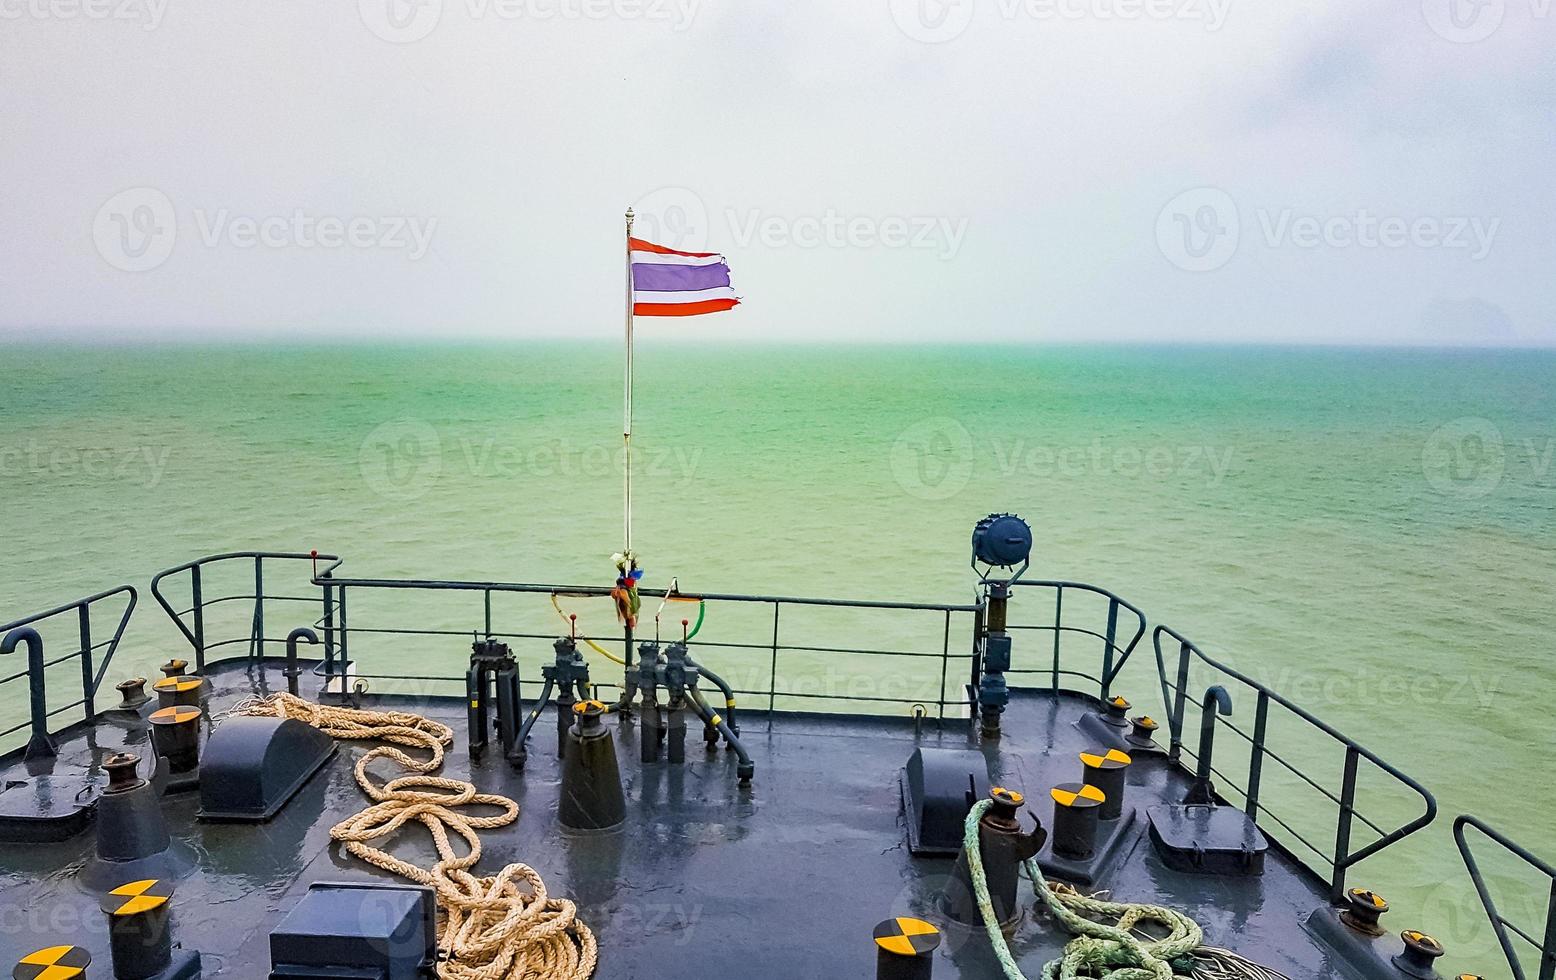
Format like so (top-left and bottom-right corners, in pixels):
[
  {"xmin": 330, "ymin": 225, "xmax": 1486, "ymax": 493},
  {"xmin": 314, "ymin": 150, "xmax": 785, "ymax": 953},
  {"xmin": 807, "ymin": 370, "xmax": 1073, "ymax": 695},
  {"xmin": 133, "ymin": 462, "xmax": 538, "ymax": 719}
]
[
  {"xmin": 512, "ymin": 675, "xmax": 556, "ymax": 769},
  {"xmin": 1184, "ymin": 685, "xmax": 1232, "ymax": 805},
  {"xmin": 687, "ymin": 686, "xmax": 753, "ymax": 783},
  {"xmin": 0, "ymin": 627, "xmax": 56, "ymax": 759},
  {"xmin": 285, "ymin": 628, "xmax": 319, "ymax": 696},
  {"xmin": 684, "ymin": 654, "xmax": 739, "ymax": 735}
]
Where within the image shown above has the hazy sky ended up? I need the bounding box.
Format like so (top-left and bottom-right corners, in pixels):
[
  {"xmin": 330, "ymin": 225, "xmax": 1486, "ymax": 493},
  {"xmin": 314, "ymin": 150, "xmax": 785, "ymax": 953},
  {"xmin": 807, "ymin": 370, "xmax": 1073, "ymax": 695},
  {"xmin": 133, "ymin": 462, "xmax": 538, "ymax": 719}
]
[{"xmin": 1, "ymin": 0, "xmax": 1551, "ymax": 344}]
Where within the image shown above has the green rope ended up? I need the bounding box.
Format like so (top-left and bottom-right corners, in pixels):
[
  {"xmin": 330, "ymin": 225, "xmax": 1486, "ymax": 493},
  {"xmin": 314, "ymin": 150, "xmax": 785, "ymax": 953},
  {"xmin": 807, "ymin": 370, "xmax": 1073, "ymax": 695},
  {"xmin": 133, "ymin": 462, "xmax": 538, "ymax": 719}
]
[{"xmin": 963, "ymin": 798, "xmax": 1204, "ymax": 980}]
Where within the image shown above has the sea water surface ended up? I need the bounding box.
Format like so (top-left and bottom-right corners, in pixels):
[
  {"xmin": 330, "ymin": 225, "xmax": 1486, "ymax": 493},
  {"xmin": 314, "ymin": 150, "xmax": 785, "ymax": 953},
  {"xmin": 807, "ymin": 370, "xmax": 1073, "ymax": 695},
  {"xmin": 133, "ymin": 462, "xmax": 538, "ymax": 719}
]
[{"xmin": 2, "ymin": 342, "xmax": 1552, "ymax": 976}]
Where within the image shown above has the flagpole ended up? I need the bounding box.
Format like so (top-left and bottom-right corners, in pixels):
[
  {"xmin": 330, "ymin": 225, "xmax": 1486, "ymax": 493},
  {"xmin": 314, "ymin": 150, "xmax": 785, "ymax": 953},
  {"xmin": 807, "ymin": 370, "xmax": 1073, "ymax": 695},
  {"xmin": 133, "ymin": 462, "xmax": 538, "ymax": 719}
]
[{"xmin": 623, "ymin": 207, "xmax": 635, "ymax": 556}]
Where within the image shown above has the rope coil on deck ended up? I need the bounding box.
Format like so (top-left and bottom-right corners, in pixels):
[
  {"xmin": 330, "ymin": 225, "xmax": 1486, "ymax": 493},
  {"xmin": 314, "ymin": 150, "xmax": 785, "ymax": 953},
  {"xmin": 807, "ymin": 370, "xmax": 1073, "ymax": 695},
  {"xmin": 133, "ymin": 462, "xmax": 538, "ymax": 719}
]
[
  {"xmin": 232, "ymin": 692, "xmax": 597, "ymax": 980},
  {"xmin": 964, "ymin": 797, "xmax": 1201, "ymax": 980}
]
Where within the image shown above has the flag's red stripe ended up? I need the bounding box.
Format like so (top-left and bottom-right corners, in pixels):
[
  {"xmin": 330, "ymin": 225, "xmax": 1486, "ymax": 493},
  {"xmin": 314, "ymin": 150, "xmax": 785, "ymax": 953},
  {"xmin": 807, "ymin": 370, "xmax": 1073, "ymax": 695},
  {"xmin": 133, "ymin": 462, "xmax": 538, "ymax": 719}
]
[
  {"xmin": 633, "ymin": 299, "xmax": 740, "ymax": 317},
  {"xmin": 628, "ymin": 237, "xmax": 719, "ymax": 258}
]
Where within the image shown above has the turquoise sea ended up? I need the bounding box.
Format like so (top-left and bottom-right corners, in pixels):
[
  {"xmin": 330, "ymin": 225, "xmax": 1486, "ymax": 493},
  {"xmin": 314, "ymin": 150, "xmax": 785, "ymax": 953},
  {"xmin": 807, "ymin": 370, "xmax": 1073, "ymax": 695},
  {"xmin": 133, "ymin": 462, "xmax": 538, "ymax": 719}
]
[{"xmin": 2, "ymin": 342, "xmax": 1553, "ymax": 977}]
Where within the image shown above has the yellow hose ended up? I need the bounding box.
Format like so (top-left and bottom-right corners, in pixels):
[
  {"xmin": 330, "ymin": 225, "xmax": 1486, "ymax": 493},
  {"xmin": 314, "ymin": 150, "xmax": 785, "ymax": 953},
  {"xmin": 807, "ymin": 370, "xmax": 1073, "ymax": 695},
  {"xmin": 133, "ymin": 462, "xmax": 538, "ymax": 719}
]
[{"xmin": 549, "ymin": 593, "xmax": 627, "ymax": 666}]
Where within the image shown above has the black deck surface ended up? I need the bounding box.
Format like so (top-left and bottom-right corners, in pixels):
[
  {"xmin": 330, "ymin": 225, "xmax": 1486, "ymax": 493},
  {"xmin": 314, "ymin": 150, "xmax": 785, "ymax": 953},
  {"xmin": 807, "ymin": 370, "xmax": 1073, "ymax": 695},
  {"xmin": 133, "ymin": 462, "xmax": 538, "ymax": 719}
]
[{"xmin": 0, "ymin": 659, "xmax": 1365, "ymax": 978}]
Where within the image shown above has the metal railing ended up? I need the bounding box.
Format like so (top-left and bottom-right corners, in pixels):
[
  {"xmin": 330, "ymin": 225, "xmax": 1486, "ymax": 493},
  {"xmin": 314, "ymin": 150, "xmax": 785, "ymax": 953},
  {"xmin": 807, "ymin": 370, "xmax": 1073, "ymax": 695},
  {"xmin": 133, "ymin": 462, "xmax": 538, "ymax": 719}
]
[
  {"xmin": 150, "ymin": 551, "xmax": 340, "ymax": 672},
  {"xmin": 0, "ymin": 584, "xmax": 137, "ymax": 757},
  {"xmin": 1004, "ymin": 580, "xmax": 1148, "ymax": 700},
  {"xmin": 1154, "ymin": 624, "xmax": 1436, "ymax": 901},
  {"xmin": 1456, "ymin": 814, "xmax": 1556, "ymax": 980},
  {"xmin": 151, "ymin": 553, "xmax": 987, "ymax": 724}
]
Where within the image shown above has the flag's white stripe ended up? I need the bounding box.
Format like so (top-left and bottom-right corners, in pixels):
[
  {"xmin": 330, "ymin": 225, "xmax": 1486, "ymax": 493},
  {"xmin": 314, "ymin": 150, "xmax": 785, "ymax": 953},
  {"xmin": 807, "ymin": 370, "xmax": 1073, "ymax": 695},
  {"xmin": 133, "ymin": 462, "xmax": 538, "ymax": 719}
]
[
  {"xmin": 633, "ymin": 287, "xmax": 737, "ymax": 304},
  {"xmin": 629, "ymin": 250, "xmax": 726, "ymax": 268}
]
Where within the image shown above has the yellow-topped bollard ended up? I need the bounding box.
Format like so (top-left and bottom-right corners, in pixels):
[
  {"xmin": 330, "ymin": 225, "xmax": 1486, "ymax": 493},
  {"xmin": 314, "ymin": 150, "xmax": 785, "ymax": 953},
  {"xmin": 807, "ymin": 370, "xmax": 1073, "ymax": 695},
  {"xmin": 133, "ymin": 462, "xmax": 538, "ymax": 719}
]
[
  {"xmin": 874, "ymin": 917, "xmax": 939, "ymax": 980},
  {"xmin": 13, "ymin": 945, "xmax": 90, "ymax": 980}
]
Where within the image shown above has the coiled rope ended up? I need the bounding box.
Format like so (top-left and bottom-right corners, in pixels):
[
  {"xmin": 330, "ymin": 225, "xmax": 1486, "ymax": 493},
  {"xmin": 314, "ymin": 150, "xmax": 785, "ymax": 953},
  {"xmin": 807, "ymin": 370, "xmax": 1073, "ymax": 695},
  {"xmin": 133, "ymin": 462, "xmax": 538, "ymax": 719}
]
[
  {"xmin": 963, "ymin": 798, "xmax": 1201, "ymax": 980},
  {"xmin": 233, "ymin": 692, "xmax": 598, "ymax": 980}
]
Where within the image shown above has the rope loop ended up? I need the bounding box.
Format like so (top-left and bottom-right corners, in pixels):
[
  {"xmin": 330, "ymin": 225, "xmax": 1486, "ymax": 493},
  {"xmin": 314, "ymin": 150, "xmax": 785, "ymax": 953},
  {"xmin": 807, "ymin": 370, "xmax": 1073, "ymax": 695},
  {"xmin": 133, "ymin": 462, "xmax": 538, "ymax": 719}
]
[{"xmin": 235, "ymin": 692, "xmax": 597, "ymax": 980}]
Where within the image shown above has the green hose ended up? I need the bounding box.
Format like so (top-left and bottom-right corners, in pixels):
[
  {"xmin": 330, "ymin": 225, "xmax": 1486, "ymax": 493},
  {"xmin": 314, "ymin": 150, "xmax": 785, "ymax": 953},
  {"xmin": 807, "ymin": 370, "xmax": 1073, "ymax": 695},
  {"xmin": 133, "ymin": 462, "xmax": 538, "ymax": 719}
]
[{"xmin": 962, "ymin": 799, "xmax": 1204, "ymax": 980}]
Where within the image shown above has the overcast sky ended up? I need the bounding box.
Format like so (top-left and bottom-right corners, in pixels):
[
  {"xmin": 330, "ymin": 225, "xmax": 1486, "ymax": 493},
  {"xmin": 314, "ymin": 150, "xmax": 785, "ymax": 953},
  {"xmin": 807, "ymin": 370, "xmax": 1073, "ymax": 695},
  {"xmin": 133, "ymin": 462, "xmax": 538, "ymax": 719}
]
[{"xmin": 0, "ymin": 0, "xmax": 1551, "ymax": 344}]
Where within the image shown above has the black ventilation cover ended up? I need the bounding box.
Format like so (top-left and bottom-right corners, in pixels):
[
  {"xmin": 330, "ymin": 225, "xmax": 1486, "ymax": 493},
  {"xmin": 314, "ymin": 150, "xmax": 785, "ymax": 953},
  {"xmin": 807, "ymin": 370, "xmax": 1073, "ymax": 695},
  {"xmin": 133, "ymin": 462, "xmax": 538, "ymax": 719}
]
[
  {"xmin": 901, "ymin": 747, "xmax": 992, "ymax": 855},
  {"xmin": 198, "ymin": 716, "xmax": 336, "ymax": 822}
]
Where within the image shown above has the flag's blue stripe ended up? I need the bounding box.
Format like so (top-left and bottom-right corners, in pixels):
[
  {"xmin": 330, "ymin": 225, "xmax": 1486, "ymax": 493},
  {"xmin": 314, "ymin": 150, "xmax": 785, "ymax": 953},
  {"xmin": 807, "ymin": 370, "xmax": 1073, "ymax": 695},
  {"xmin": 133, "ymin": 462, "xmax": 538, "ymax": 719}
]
[{"xmin": 631, "ymin": 261, "xmax": 730, "ymax": 292}]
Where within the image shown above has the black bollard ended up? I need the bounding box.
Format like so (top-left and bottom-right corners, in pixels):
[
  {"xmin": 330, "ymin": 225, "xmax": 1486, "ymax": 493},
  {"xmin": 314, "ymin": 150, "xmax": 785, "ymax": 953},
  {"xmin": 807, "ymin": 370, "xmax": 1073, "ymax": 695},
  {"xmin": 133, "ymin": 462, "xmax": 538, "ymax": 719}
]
[
  {"xmin": 1049, "ymin": 782, "xmax": 1106, "ymax": 860},
  {"xmin": 874, "ymin": 917, "xmax": 940, "ymax": 980},
  {"xmin": 1079, "ymin": 748, "xmax": 1131, "ymax": 821},
  {"xmin": 943, "ymin": 788, "xmax": 1045, "ymax": 927},
  {"xmin": 13, "ymin": 945, "xmax": 90, "ymax": 979},
  {"xmin": 153, "ymin": 676, "xmax": 202, "ymax": 710},
  {"xmin": 559, "ymin": 701, "xmax": 626, "ymax": 831},
  {"xmin": 149, "ymin": 706, "xmax": 202, "ymax": 775},
  {"xmin": 101, "ymin": 877, "xmax": 200, "ymax": 979}
]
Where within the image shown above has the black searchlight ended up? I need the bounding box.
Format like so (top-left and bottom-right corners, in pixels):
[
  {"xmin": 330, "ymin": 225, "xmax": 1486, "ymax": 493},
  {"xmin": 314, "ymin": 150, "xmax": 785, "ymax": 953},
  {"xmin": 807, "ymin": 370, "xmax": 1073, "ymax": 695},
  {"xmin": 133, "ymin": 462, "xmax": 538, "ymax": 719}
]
[{"xmin": 971, "ymin": 513, "xmax": 1032, "ymax": 583}]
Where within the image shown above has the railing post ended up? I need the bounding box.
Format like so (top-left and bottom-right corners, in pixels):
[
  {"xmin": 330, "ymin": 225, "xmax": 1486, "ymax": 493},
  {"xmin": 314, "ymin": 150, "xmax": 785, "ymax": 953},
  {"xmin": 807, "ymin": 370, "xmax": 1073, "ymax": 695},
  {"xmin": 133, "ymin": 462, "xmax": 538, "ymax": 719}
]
[
  {"xmin": 938, "ymin": 609, "xmax": 951, "ymax": 726},
  {"xmin": 1246, "ymin": 690, "xmax": 1269, "ymax": 820},
  {"xmin": 1332, "ymin": 745, "xmax": 1360, "ymax": 902},
  {"xmin": 78, "ymin": 604, "xmax": 95, "ymax": 720},
  {"xmin": 970, "ymin": 602, "xmax": 985, "ymax": 717},
  {"xmin": 483, "ymin": 589, "xmax": 493, "ymax": 639},
  {"xmin": 338, "ymin": 586, "xmax": 349, "ymax": 666},
  {"xmin": 191, "ymin": 564, "xmax": 206, "ymax": 671},
  {"xmin": 252, "ymin": 556, "xmax": 265, "ymax": 660},
  {"xmin": 1101, "ymin": 598, "xmax": 1118, "ymax": 699},
  {"xmin": 767, "ymin": 602, "xmax": 780, "ymax": 719},
  {"xmin": 1542, "ymin": 876, "xmax": 1555, "ymax": 980},
  {"xmin": 1051, "ymin": 586, "xmax": 1062, "ymax": 691},
  {"xmin": 1169, "ymin": 641, "xmax": 1191, "ymax": 763},
  {"xmin": 322, "ymin": 581, "xmax": 336, "ymax": 673}
]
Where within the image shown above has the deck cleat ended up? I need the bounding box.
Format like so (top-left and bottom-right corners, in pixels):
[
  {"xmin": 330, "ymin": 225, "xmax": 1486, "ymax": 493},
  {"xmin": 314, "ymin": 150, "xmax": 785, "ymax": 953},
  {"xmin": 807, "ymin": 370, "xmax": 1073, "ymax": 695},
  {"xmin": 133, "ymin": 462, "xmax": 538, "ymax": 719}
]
[
  {"xmin": 1102, "ymin": 695, "xmax": 1131, "ymax": 728},
  {"xmin": 873, "ymin": 917, "xmax": 940, "ymax": 980},
  {"xmin": 1392, "ymin": 930, "xmax": 1445, "ymax": 979},
  {"xmin": 1340, "ymin": 887, "xmax": 1389, "ymax": 936},
  {"xmin": 79, "ymin": 752, "xmax": 195, "ymax": 892},
  {"xmin": 1127, "ymin": 714, "xmax": 1159, "ymax": 748},
  {"xmin": 12, "ymin": 945, "xmax": 90, "ymax": 980},
  {"xmin": 1079, "ymin": 748, "xmax": 1131, "ymax": 820},
  {"xmin": 115, "ymin": 678, "xmax": 150, "ymax": 712},
  {"xmin": 1049, "ymin": 782, "xmax": 1107, "ymax": 860},
  {"xmin": 151, "ymin": 676, "xmax": 202, "ymax": 710}
]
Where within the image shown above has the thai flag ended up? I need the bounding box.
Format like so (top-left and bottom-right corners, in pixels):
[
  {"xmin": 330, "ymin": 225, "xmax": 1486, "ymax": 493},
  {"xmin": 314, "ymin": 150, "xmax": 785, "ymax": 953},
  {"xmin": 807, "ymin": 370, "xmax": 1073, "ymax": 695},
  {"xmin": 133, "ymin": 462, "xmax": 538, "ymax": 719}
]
[{"xmin": 629, "ymin": 237, "xmax": 740, "ymax": 317}]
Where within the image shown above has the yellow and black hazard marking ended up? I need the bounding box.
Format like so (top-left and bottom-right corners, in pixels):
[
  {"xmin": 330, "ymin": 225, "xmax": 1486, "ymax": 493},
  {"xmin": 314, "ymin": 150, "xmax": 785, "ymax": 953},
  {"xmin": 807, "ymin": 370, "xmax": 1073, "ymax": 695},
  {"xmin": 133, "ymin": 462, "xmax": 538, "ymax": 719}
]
[
  {"xmin": 153, "ymin": 676, "xmax": 202, "ymax": 693},
  {"xmin": 1402, "ymin": 930, "xmax": 1442, "ymax": 951},
  {"xmin": 13, "ymin": 944, "xmax": 90, "ymax": 980},
  {"xmin": 149, "ymin": 705, "xmax": 202, "ymax": 725},
  {"xmin": 104, "ymin": 878, "xmax": 173, "ymax": 917},
  {"xmin": 991, "ymin": 786, "xmax": 1025, "ymax": 805},
  {"xmin": 1135, "ymin": 715, "xmax": 1158, "ymax": 728},
  {"xmin": 1079, "ymin": 748, "xmax": 1132, "ymax": 770},
  {"xmin": 873, "ymin": 917, "xmax": 940, "ymax": 957},
  {"xmin": 1050, "ymin": 783, "xmax": 1106, "ymax": 808},
  {"xmin": 1109, "ymin": 696, "xmax": 1130, "ymax": 709},
  {"xmin": 572, "ymin": 700, "xmax": 608, "ymax": 714},
  {"xmin": 1349, "ymin": 887, "xmax": 1387, "ymax": 909}
]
